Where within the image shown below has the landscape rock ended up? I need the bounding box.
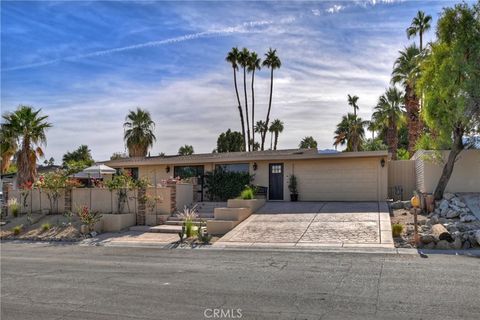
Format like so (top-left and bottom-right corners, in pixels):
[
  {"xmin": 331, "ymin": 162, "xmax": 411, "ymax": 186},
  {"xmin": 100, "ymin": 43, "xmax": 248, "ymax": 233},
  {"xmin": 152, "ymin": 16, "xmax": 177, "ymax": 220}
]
[
  {"xmin": 476, "ymin": 230, "xmax": 480, "ymax": 246},
  {"xmin": 460, "ymin": 215, "xmax": 477, "ymax": 223},
  {"xmin": 420, "ymin": 235, "xmax": 436, "ymax": 244},
  {"xmin": 435, "ymin": 240, "xmax": 451, "ymax": 250},
  {"xmin": 462, "ymin": 240, "xmax": 471, "ymax": 249},
  {"xmin": 445, "ymin": 209, "xmax": 460, "ymax": 219},
  {"xmin": 443, "ymin": 193, "xmax": 456, "ymax": 201},
  {"xmin": 439, "ymin": 200, "xmax": 450, "ymax": 210},
  {"xmin": 391, "ymin": 201, "xmax": 404, "ymax": 210},
  {"xmin": 423, "ymin": 242, "xmax": 436, "ymax": 249},
  {"xmin": 452, "ymin": 237, "xmax": 463, "ymax": 249}
]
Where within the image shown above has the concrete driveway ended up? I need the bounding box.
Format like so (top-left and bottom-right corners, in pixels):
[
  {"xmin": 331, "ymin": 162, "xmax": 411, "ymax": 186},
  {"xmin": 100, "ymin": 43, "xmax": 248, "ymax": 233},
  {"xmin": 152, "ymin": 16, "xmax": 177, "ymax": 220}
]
[{"xmin": 215, "ymin": 202, "xmax": 393, "ymax": 249}]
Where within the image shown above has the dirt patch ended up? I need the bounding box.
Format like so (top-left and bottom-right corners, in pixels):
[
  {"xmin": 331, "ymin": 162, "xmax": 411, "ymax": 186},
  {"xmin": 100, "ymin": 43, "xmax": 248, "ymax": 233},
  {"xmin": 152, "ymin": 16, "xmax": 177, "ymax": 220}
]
[
  {"xmin": 391, "ymin": 208, "xmax": 429, "ymax": 248},
  {"xmin": 0, "ymin": 214, "xmax": 83, "ymax": 241}
]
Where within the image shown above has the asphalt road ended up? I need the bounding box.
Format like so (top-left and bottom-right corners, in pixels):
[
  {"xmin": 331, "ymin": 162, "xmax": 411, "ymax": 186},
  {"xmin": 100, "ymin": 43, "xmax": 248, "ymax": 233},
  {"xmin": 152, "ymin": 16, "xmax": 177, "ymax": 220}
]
[{"xmin": 1, "ymin": 243, "xmax": 479, "ymax": 320}]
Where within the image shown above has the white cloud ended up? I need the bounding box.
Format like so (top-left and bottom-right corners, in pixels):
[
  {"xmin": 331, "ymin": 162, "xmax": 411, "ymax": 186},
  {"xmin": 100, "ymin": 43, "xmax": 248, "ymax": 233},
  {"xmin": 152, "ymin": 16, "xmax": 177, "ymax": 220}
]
[{"xmin": 326, "ymin": 5, "xmax": 344, "ymax": 14}]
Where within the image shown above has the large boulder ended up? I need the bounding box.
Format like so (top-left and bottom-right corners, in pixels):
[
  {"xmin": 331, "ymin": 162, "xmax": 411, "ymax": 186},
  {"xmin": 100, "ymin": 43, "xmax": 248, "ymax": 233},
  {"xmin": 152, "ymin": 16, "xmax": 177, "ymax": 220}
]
[
  {"xmin": 436, "ymin": 240, "xmax": 451, "ymax": 250},
  {"xmin": 420, "ymin": 234, "xmax": 436, "ymax": 244},
  {"xmin": 445, "ymin": 209, "xmax": 460, "ymax": 219},
  {"xmin": 443, "ymin": 193, "xmax": 456, "ymax": 201},
  {"xmin": 460, "ymin": 215, "xmax": 477, "ymax": 223}
]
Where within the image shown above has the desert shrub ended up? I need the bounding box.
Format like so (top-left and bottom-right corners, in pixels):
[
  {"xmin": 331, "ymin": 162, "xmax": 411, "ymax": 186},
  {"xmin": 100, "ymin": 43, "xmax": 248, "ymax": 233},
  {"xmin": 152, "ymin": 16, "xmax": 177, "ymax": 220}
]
[
  {"xmin": 7, "ymin": 198, "xmax": 20, "ymax": 217},
  {"xmin": 204, "ymin": 169, "xmax": 253, "ymax": 201},
  {"xmin": 240, "ymin": 186, "xmax": 255, "ymax": 200},
  {"xmin": 12, "ymin": 225, "xmax": 23, "ymax": 235},
  {"xmin": 41, "ymin": 223, "xmax": 52, "ymax": 231},
  {"xmin": 76, "ymin": 206, "xmax": 102, "ymax": 232},
  {"xmin": 288, "ymin": 175, "xmax": 298, "ymax": 194},
  {"xmin": 392, "ymin": 224, "xmax": 404, "ymax": 237},
  {"xmin": 177, "ymin": 205, "xmax": 198, "ymax": 238}
]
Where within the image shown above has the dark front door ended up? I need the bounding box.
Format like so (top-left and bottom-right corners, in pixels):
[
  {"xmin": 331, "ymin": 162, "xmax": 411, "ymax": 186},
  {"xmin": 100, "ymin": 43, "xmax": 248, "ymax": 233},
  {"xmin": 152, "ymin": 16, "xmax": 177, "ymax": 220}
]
[{"xmin": 269, "ymin": 163, "xmax": 284, "ymax": 200}]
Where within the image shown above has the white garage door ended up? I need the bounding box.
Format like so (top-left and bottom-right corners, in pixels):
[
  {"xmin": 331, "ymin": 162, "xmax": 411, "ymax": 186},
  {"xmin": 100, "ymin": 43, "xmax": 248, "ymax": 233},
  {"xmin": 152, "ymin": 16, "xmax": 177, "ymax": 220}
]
[{"xmin": 294, "ymin": 158, "xmax": 380, "ymax": 201}]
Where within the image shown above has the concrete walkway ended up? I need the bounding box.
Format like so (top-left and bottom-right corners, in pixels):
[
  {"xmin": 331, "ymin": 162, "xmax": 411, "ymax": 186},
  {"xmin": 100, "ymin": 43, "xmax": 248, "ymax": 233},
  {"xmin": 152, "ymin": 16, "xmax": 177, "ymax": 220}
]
[{"xmin": 215, "ymin": 202, "xmax": 394, "ymax": 249}]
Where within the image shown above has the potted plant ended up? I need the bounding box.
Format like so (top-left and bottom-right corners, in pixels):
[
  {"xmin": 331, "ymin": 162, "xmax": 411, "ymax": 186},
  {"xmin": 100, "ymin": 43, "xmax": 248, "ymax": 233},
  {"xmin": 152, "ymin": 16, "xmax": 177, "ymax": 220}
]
[{"xmin": 288, "ymin": 175, "xmax": 299, "ymax": 202}]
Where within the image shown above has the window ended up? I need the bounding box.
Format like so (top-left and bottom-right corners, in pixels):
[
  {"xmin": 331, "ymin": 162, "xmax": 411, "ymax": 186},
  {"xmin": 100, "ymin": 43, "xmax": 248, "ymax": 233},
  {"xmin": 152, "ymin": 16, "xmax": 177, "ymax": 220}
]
[
  {"xmin": 124, "ymin": 168, "xmax": 139, "ymax": 180},
  {"xmin": 215, "ymin": 163, "xmax": 249, "ymax": 173},
  {"xmin": 271, "ymin": 164, "xmax": 282, "ymax": 174},
  {"xmin": 174, "ymin": 165, "xmax": 204, "ymax": 179}
]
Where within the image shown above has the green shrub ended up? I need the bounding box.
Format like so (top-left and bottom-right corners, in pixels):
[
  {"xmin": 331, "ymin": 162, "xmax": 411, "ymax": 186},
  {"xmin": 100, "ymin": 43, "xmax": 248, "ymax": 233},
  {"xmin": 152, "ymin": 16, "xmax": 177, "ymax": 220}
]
[
  {"xmin": 41, "ymin": 223, "xmax": 52, "ymax": 231},
  {"xmin": 288, "ymin": 175, "xmax": 298, "ymax": 194},
  {"xmin": 392, "ymin": 224, "xmax": 403, "ymax": 237},
  {"xmin": 204, "ymin": 169, "xmax": 253, "ymax": 201},
  {"xmin": 184, "ymin": 220, "xmax": 197, "ymax": 238},
  {"xmin": 12, "ymin": 225, "xmax": 23, "ymax": 236},
  {"xmin": 8, "ymin": 198, "xmax": 20, "ymax": 217},
  {"xmin": 240, "ymin": 187, "xmax": 255, "ymax": 200}
]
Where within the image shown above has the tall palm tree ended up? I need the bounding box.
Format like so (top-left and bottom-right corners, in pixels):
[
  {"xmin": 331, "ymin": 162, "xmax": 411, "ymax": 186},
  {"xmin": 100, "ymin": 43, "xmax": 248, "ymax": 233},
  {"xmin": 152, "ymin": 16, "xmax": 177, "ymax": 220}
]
[
  {"xmin": 269, "ymin": 119, "xmax": 284, "ymax": 150},
  {"xmin": 2, "ymin": 106, "xmax": 51, "ymax": 187},
  {"xmin": 347, "ymin": 94, "xmax": 359, "ymax": 116},
  {"xmin": 123, "ymin": 108, "xmax": 156, "ymax": 157},
  {"xmin": 225, "ymin": 47, "xmax": 246, "ymax": 150},
  {"xmin": 372, "ymin": 87, "xmax": 405, "ymax": 160},
  {"xmin": 392, "ymin": 44, "xmax": 421, "ymax": 156},
  {"xmin": 333, "ymin": 114, "xmax": 367, "ymax": 152},
  {"xmin": 254, "ymin": 120, "xmax": 267, "ymax": 150},
  {"xmin": 0, "ymin": 124, "xmax": 18, "ymax": 174},
  {"xmin": 248, "ymin": 51, "xmax": 261, "ymax": 150},
  {"xmin": 238, "ymin": 48, "xmax": 251, "ymax": 151},
  {"xmin": 406, "ymin": 10, "xmax": 432, "ymax": 51},
  {"xmin": 178, "ymin": 145, "xmax": 194, "ymax": 156},
  {"xmin": 261, "ymin": 48, "xmax": 281, "ymax": 151}
]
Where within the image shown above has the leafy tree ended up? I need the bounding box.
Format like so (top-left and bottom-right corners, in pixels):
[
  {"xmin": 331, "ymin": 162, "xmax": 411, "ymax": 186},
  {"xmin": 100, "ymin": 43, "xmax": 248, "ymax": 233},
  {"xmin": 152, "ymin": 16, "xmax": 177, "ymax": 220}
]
[
  {"xmin": 248, "ymin": 51, "xmax": 261, "ymax": 150},
  {"xmin": 178, "ymin": 145, "xmax": 194, "ymax": 156},
  {"xmin": 1, "ymin": 106, "xmax": 52, "ymax": 187},
  {"xmin": 363, "ymin": 138, "xmax": 388, "ymax": 151},
  {"xmin": 392, "ymin": 44, "xmax": 422, "ymax": 155},
  {"xmin": 63, "ymin": 145, "xmax": 93, "ymax": 165},
  {"xmin": 372, "ymin": 87, "xmax": 405, "ymax": 159},
  {"xmin": 124, "ymin": 108, "xmax": 156, "ymax": 157},
  {"xmin": 204, "ymin": 169, "xmax": 253, "ymax": 201},
  {"xmin": 299, "ymin": 136, "xmax": 318, "ymax": 149},
  {"xmin": 216, "ymin": 129, "xmax": 245, "ymax": 153},
  {"xmin": 269, "ymin": 119, "xmax": 284, "ymax": 150},
  {"xmin": 43, "ymin": 157, "xmax": 55, "ymax": 166},
  {"xmin": 406, "ymin": 10, "xmax": 432, "ymax": 51},
  {"xmin": 261, "ymin": 48, "xmax": 281, "ymax": 150},
  {"xmin": 226, "ymin": 47, "xmax": 246, "ymax": 150},
  {"xmin": 238, "ymin": 48, "xmax": 251, "ymax": 151},
  {"xmin": 333, "ymin": 113, "xmax": 367, "ymax": 152},
  {"xmin": 417, "ymin": 2, "xmax": 480, "ymax": 200},
  {"xmin": 110, "ymin": 152, "xmax": 126, "ymax": 160}
]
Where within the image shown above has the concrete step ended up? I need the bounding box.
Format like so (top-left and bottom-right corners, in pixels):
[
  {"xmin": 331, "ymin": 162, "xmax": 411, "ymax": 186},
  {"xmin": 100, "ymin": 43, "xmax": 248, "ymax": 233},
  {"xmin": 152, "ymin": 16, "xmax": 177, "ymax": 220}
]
[
  {"xmin": 214, "ymin": 207, "xmax": 251, "ymax": 221},
  {"xmin": 164, "ymin": 219, "xmax": 213, "ymax": 226},
  {"xmin": 206, "ymin": 220, "xmax": 241, "ymax": 235},
  {"xmin": 129, "ymin": 225, "xmax": 182, "ymax": 234},
  {"xmin": 168, "ymin": 215, "xmax": 214, "ymax": 221}
]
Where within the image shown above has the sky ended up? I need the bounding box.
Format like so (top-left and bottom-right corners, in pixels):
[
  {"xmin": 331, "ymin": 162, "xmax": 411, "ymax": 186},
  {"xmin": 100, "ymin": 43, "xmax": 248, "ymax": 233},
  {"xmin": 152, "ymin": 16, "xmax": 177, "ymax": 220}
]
[{"xmin": 0, "ymin": 0, "xmax": 462, "ymax": 162}]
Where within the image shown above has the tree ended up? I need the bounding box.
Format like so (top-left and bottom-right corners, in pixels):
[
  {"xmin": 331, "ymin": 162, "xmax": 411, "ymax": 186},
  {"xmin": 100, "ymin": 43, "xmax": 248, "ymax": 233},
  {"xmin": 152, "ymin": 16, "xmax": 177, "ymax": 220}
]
[
  {"xmin": 333, "ymin": 114, "xmax": 367, "ymax": 152},
  {"xmin": 347, "ymin": 94, "xmax": 359, "ymax": 117},
  {"xmin": 363, "ymin": 138, "xmax": 388, "ymax": 151},
  {"xmin": 269, "ymin": 119, "xmax": 284, "ymax": 150},
  {"xmin": 0, "ymin": 124, "xmax": 18, "ymax": 174},
  {"xmin": 123, "ymin": 108, "xmax": 156, "ymax": 157},
  {"xmin": 299, "ymin": 136, "xmax": 318, "ymax": 149},
  {"xmin": 110, "ymin": 152, "xmax": 126, "ymax": 160},
  {"xmin": 226, "ymin": 47, "xmax": 246, "ymax": 150},
  {"xmin": 248, "ymin": 51, "xmax": 261, "ymax": 150},
  {"xmin": 43, "ymin": 157, "xmax": 55, "ymax": 166},
  {"xmin": 1, "ymin": 106, "xmax": 51, "ymax": 187},
  {"xmin": 261, "ymin": 48, "xmax": 281, "ymax": 150},
  {"xmin": 372, "ymin": 87, "xmax": 405, "ymax": 159},
  {"xmin": 62, "ymin": 145, "xmax": 93, "ymax": 165},
  {"xmin": 254, "ymin": 120, "xmax": 267, "ymax": 150},
  {"xmin": 238, "ymin": 48, "xmax": 251, "ymax": 151},
  {"xmin": 392, "ymin": 44, "xmax": 422, "ymax": 156},
  {"xmin": 216, "ymin": 129, "xmax": 245, "ymax": 153},
  {"xmin": 178, "ymin": 145, "xmax": 194, "ymax": 156},
  {"xmin": 417, "ymin": 2, "xmax": 480, "ymax": 200},
  {"xmin": 407, "ymin": 10, "xmax": 432, "ymax": 51}
]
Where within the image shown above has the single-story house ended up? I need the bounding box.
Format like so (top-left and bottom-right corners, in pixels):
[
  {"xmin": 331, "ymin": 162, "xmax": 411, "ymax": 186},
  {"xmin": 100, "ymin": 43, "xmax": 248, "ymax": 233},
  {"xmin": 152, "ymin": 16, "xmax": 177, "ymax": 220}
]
[{"xmin": 103, "ymin": 149, "xmax": 389, "ymax": 202}]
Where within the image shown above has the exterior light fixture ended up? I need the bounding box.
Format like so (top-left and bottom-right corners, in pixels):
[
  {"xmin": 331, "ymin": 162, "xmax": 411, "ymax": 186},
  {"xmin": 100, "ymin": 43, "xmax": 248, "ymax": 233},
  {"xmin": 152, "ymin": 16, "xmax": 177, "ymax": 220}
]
[
  {"xmin": 166, "ymin": 166, "xmax": 170, "ymax": 173},
  {"xmin": 380, "ymin": 159, "xmax": 385, "ymax": 167},
  {"xmin": 253, "ymin": 162, "xmax": 258, "ymax": 171}
]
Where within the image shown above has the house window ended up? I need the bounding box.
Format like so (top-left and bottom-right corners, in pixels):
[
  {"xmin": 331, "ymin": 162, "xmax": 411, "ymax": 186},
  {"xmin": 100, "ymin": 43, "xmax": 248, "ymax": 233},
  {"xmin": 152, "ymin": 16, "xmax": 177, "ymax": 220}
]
[
  {"xmin": 271, "ymin": 164, "xmax": 282, "ymax": 174},
  {"xmin": 124, "ymin": 168, "xmax": 139, "ymax": 180},
  {"xmin": 174, "ymin": 165, "xmax": 204, "ymax": 179},
  {"xmin": 215, "ymin": 163, "xmax": 249, "ymax": 173}
]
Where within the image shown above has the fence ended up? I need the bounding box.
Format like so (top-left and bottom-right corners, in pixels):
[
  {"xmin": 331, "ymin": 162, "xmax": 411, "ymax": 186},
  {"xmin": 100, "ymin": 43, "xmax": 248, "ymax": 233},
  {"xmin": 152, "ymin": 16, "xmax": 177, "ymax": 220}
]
[{"xmin": 388, "ymin": 160, "xmax": 416, "ymax": 201}]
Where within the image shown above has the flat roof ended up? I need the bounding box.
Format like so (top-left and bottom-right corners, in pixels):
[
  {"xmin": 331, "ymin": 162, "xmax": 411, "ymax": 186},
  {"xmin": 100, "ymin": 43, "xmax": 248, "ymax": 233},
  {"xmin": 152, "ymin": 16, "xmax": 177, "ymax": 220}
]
[{"xmin": 102, "ymin": 149, "xmax": 388, "ymax": 167}]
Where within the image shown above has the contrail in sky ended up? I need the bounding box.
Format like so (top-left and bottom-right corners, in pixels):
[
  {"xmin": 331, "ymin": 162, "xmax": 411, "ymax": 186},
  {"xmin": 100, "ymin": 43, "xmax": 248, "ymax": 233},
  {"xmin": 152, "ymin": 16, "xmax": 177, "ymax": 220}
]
[{"xmin": 2, "ymin": 18, "xmax": 293, "ymax": 72}]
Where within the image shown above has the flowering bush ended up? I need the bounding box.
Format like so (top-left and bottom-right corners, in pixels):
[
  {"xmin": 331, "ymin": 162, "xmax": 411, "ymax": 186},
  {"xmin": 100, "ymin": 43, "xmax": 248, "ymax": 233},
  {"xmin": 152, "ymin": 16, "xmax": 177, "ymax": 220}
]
[
  {"xmin": 76, "ymin": 206, "xmax": 102, "ymax": 232},
  {"xmin": 35, "ymin": 170, "xmax": 81, "ymax": 214},
  {"xmin": 106, "ymin": 172, "xmax": 150, "ymax": 214}
]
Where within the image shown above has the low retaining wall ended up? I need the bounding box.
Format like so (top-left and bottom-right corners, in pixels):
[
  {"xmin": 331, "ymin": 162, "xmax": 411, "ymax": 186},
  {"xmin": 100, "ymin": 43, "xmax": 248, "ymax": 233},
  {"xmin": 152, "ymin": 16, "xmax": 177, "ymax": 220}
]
[{"xmin": 102, "ymin": 213, "xmax": 136, "ymax": 232}]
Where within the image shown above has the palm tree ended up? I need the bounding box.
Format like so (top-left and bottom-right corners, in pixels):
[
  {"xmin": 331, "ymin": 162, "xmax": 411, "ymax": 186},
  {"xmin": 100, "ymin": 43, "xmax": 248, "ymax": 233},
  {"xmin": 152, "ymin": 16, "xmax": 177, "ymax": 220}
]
[
  {"xmin": 347, "ymin": 94, "xmax": 359, "ymax": 116},
  {"xmin": 2, "ymin": 106, "xmax": 51, "ymax": 187},
  {"xmin": 299, "ymin": 136, "xmax": 318, "ymax": 149},
  {"xmin": 261, "ymin": 48, "xmax": 281, "ymax": 151},
  {"xmin": 225, "ymin": 47, "xmax": 246, "ymax": 150},
  {"xmin": 269, "ymin": 119, "xmax": 284, "ymax": 150},
  {"xmin": 372, "ymin": 87, "xmax": 405, "ymax": 160},
  {"xmin": 238, "ymin": 48, "xmax": 251, "ymax": 151},
  {"xmin": 254, "ymin": 120, "xmax": 267, "ymax": 150},
  {"xmin": 123, "ymin": 108, "xmax": 156, "ymax": 157},
  {"xmin": 406, "ymin": 10, "xmax": 432, "ymax": 51},
  {"xmin": 248, "ymin": 51, "xmax": 261, "ymax": 150},
  {"xmin": 333, "ymin": 114, "xmax": 367, "ymax": 152},
  {"xmin": 178, "ymin": 145, "xmax": 194, "ymax": 156},
  {"xmin": 0, "ymin": 124, "xmax": 18, "ymax": 174},
  {"xmin": 392, "ymin": 44, "xmax": 421, "ymax": 156}
]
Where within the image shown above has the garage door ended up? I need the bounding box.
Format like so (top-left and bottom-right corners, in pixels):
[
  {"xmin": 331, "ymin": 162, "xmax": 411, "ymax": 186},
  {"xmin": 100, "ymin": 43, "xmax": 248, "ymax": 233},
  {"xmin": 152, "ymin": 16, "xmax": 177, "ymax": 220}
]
[{"xmin": 294, "ymin": 158, "xmax": 380, "ymax": 201}]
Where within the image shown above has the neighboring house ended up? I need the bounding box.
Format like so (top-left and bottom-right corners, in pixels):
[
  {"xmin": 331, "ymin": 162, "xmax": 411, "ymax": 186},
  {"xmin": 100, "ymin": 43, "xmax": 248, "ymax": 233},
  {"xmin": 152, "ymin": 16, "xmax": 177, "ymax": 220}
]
[{"xmin": 103, "ymin": 149, "xmax": 389, "ymax": 201}]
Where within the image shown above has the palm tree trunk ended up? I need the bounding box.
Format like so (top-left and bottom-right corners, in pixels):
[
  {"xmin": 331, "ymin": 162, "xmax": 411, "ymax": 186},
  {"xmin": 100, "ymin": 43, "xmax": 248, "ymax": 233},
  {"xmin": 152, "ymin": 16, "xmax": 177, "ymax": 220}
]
[
  {"xmin": 270, "ymin": 132, "xmax": 273, "ymax": 150},
  {"xmin": 274, "ymin": 132, "xmax": 279, "ymax": 150},
  {"xmin": 243, "ymin": 67, "xmax": 251, "ymax": 152},
  {"xmin": 233, "ymin": 68, "xmax": 246, "ymax": 151},
  {"xmin": 251, "ymin": 69, "xmax": 255, "ymax": 150},
  {"xmin": 387, "ymin": 120, "xmax": 398, "ymax": 160},
  {"xmin": 405, "ymin": 85, "xmax": 422, "ymax": 156},
  {"xmin": 433, "ymin": 126, "xmax": 464, "ymax": 200},
  {"xmin": 419, "ymin": 32, "xmax": 423, "ymax": 51},
  {"xmin": 262, "ymin": 68, "xmax": 274, "ymax": 151}
]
